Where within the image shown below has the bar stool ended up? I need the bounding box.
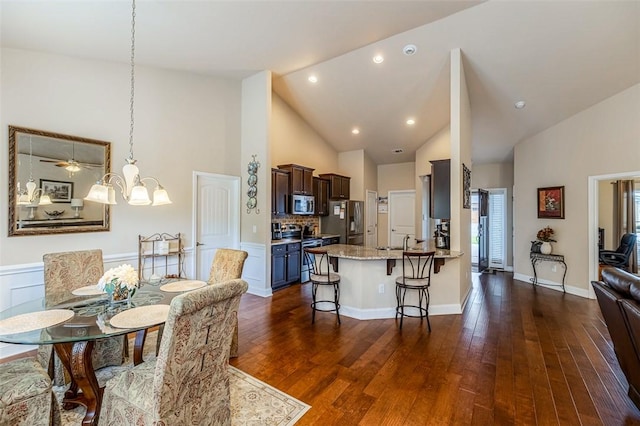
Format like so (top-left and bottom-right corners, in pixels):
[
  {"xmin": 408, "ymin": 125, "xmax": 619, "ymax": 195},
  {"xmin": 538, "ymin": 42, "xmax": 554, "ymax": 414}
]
[
  {"xmin": 304, "ymin": 247, "xmax": 341, "ymax": 324},
  {"xmin": 395, "ymin": 250, "xmax": 435, "ymax": 330}
]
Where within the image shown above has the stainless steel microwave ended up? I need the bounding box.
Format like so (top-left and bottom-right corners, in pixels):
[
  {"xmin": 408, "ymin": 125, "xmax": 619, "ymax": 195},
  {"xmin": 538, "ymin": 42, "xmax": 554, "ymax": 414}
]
[{"xmin": 291, "ymin": 194, "xmax": 315, "ymax": 215}]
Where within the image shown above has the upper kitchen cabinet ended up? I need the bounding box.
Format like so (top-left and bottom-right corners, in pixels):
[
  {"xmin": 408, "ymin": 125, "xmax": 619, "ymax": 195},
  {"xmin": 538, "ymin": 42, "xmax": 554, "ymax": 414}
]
[
  {"xmin": 313, "ymin": 177, "xmax": 330, "ymax": 216},
  {"xmin": 272, "ymin": 168, "xmax": 290, "ymax": 215},
  {"xmin": 430, "ymin": 159, "xmax": 450, "ymax": 219},
  {"xmin": 319, "ymin": 173, "xmax": 350, "ymax": 200},
  {"xmin": 278, "ymin": 164, "xmax": 314, "ymax": 195}
]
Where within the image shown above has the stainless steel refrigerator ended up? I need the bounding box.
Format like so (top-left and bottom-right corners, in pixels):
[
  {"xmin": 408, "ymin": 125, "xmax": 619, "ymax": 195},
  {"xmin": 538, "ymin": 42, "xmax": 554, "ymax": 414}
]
[{"xmin": 321, "ymin": 200, "xmax": 364, "ymax": 245}]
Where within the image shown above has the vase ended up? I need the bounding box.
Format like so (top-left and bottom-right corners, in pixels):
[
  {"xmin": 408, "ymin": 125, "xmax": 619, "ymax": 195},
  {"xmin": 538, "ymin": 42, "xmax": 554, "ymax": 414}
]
[{"xmin": 540, "ymin": 241, "xmax": 552, "ymax": 255}]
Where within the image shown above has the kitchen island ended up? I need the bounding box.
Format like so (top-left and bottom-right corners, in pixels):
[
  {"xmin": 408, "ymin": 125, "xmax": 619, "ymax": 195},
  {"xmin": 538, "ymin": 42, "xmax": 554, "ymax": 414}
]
[{"xmin": 310, "ymin": 243, "xmax": 464, "ymax": 320}]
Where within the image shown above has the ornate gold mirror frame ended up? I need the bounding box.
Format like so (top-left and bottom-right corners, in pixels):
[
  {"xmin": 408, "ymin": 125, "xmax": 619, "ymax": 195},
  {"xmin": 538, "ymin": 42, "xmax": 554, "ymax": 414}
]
[{"xmin": 8, "ymin": 126, "xmax": 111, "ymax": 236}]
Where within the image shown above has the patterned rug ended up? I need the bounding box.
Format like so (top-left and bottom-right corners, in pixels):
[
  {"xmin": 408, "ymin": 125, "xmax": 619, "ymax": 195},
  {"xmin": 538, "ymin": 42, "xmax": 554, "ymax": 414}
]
[{"xmin": 54, "ymin": 336, "xmax": 310, "ymax": 425}]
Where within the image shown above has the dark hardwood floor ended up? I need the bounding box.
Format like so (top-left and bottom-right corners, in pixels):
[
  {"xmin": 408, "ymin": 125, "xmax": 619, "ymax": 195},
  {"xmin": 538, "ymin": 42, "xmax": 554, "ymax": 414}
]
[{"xmin": 231, "ymin": 272, "xmax": 640, "ymax": 425}]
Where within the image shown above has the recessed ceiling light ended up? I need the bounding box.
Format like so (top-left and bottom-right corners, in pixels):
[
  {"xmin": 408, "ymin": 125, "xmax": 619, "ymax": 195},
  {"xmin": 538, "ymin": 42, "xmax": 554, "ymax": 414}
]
[
  {"xmin": 392, "ymin": 148, "xmax": 404, "ymax": 154},
  {"xmin": 308, "ymin": 75, "xmax": 318, "ymax": 83},
  {"xmin": 514, "ymin": 100, "xmax": 526, "ymax": 109},
  {"xmin": 406, "ymin": 118, "xmax": 416, "ymax": 126},
  {"xmin": 373, "ymin": 55, "xmax": 384, "ymax": 64},
  {"xmin": 403, "ymin": 44, "xmax": 417, "ymax": 56},
  {"xmin": 352, "ymin": 128, "xmax": 360, "ymax": 135}
]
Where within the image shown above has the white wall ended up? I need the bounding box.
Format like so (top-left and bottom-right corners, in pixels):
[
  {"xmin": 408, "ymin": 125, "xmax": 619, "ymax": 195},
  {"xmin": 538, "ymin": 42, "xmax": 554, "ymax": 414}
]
[
  {"xmin": 472, "ymin": 162, "xmax": 514, "ymax": 268},
  {"xmin": 271, "ymin": 93, "xmax": 338, "ymax": 173},
  {"xmin": 1, "ymin": 49, "xmax": 242, "ymax": 268},
  {"xmin": 514, "ymin": 83, "xmax": 640, "ymax": 296},
  {"xmin": 450, "ymin": 48, "xmax": 472, "ymax": 305}
]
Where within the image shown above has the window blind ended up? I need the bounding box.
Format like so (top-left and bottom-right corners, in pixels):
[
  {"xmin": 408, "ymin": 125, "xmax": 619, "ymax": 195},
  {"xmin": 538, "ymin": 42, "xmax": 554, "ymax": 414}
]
[{"xmin": 489, "ymin": 189, "xmax": 506, "ymax": 269}]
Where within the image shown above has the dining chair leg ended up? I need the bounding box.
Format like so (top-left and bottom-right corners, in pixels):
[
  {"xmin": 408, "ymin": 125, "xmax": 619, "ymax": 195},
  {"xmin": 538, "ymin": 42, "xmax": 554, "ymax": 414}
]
[{"xmin": 311, "ymin": 282, "xmax": 318, "ymax": 324}]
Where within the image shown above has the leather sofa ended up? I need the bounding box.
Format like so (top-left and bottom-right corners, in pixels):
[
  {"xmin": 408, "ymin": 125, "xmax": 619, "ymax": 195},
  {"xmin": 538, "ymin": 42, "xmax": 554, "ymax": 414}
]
[{"xmin": 592, "ymin": 267, "xmax": 640, "ymax": 408}]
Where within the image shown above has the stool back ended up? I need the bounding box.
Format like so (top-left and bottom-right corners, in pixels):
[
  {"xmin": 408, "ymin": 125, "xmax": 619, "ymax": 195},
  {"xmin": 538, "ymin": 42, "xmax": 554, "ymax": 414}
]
[
  {"xmin": 304, "ymin": 247, "xmax": 332, "ymax": 277},
  {"xmin": 400, "ymin": 250, "xmax": 435, "ymax": 285}
]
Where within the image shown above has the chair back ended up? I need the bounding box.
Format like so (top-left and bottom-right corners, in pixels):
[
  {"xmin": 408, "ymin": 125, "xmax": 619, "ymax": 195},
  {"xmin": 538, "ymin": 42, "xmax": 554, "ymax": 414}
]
[
  {"xmin": 208, "ymin": 248, "xmax": 248, "ymax": 284},
  {"xmin": 43, "ymin": 249, "xmax": 104, "ymax": 302},
  {"xmin": 400, "ymin": 251, "xmax": 435, "ymax": 285},
  {"xmin": 617, "ymin": 233, "xmax": 637, "ymax": 255},
  {"xmin": 153, "ymin": 279, "xmax": 248, "ymax": 420},
  {"xmin": 304, "ymin": 247, "xmax": 332, "ymax": 277}
]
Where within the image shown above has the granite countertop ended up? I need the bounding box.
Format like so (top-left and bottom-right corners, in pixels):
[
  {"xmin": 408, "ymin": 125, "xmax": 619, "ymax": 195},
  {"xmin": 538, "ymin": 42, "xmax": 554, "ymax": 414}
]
[
  {"xmin": 322, "ymin": 243, "xmax": 464, "ymax": 260},
  {"xmin": 271, "ymin": 238, "xmax": 301, "ymax": 245}
]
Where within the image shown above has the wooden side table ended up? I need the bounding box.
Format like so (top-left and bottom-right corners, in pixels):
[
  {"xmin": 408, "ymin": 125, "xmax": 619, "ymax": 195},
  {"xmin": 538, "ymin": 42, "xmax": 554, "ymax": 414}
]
[{"xmin": 530, "ymin": 252, "xmax": 567, "ymax": 293}]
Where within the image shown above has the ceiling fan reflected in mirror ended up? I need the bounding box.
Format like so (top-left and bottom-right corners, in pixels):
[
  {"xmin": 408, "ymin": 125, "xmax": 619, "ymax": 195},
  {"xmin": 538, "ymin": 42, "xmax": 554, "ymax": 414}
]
[{"xmin": 39, "ymin": 142, "xmax": 103, "ymax": 174}]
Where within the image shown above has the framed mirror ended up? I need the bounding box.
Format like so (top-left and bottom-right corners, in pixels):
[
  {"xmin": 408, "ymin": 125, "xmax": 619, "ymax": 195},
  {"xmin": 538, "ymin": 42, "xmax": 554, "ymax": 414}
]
[{"xmin": 8, "ymin": 126, "xmax": 111, "ymax": 236}]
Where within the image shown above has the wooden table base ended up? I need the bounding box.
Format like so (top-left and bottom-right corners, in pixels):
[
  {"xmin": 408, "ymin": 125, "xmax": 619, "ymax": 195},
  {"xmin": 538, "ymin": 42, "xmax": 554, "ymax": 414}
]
[{"xmin": 55, "ymin": 341, "xmax": 102, "ymax": 426}]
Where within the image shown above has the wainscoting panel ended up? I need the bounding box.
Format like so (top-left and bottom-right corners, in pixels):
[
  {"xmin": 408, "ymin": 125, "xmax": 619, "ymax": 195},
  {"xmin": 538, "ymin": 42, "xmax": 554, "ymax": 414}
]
[{"xmin": 240, "ymin": 242, "xmax": 270, "ymax": 298}]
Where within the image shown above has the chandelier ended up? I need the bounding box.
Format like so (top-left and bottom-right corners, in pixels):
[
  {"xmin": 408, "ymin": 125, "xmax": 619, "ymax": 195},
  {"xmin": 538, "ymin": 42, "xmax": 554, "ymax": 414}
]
[
  {"xmin": 85, "ymin": 0, "xmax": 171, "ymax": 206},
  {"xmin": 16, "ymin": 136, "xmax": 52, "ymax": 206}
]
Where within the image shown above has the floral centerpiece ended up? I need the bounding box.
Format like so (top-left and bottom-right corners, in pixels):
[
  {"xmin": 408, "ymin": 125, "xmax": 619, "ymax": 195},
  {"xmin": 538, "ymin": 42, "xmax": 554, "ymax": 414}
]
[
  {"xmin": 97, "ymin": 264, "xmax": 139, "ymax": 301},
  {"xmin": 536, "ymin": 226, "xmax": 556, "ymax": 242}
]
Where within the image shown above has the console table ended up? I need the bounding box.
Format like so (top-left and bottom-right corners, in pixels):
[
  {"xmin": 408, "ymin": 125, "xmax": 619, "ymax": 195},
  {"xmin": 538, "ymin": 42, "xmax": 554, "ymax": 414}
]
[{"xmin": 530, "ymin": 252, "xmax": 567, "ymax": 292}]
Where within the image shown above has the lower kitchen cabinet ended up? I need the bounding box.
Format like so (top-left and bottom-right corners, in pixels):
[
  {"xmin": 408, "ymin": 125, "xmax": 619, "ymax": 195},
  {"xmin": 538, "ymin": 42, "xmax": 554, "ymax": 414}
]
[{"xmin": 271, "ymin": 242, "xmax": 301, "ymax": 290}]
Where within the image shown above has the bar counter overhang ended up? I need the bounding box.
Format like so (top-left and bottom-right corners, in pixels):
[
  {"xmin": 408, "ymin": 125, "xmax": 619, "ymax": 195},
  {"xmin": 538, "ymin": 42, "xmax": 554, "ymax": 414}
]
[{"xmin": 314, "ymin": 243, "xmax": 464, "ymax": 320}]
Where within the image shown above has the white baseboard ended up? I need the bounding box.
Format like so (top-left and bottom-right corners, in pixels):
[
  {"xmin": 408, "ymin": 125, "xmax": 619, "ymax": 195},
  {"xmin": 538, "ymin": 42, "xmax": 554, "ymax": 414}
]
[
  {"xmin": 338, "ymin": 302, "xmax": 462, "ymax": 321},
  {"xmin": 513, "ymin": 273, "xmax": 592, "ymax": 299}
]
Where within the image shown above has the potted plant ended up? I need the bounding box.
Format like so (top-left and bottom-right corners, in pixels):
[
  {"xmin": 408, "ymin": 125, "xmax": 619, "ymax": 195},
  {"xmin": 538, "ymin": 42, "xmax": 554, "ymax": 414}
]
[{"xmin": 536, "ymin": 226, "xmax": 556, "ymax": 254}]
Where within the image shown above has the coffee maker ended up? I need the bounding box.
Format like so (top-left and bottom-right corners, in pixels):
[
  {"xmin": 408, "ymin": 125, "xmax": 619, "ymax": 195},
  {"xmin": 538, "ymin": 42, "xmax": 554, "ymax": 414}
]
[{"xmin": 271, "ymin": 223, "xmax": 282, "ymax": 240}]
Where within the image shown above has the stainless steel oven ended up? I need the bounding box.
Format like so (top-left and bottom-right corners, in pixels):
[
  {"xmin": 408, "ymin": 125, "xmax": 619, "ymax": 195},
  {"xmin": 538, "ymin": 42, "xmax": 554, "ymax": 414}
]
[{"xmin": 301, "ymin": 238, "xmax": 323, "ymax": 283}]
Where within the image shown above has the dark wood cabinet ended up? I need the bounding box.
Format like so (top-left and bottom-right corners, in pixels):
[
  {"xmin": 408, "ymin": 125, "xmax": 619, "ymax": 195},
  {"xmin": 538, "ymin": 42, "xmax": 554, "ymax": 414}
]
[
  {"xmin": 277, "ymin": 164, "xmax": 314, "ymax": 195},
  {"xmin": 271, "ymin": 242, "xmax": 301, "ymax": 290},
  {"xmin": 313, "ymin": 177, "xmax": 330, "ymax": 216},
  {"xmin": 430, "ymin": 159, "xmax": 450, "ymax": 219},
  {"xmin": 271, "ymin": 168, "xmax": 290, "ymax": 216},
  {"xmin": 319, "ymin": 173, "xmax": 350, "ymax": 200}
]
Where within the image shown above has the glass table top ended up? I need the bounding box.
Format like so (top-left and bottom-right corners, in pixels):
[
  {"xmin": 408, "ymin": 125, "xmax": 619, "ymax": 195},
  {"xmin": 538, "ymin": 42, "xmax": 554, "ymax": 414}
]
[{"xmin": 0, "ymin": 283, "xmax": 180, "ymax": 345}]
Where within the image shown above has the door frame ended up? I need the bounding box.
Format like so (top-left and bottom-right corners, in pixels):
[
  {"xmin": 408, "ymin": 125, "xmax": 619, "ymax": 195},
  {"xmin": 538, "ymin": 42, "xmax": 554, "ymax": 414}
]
[
  {"xmin": 191, "ymin": 171, "xmax": 241, "ymax": 280},
  {"xmin": 588, "ymin": 170, "xmax": 640, "ymax": 299}
]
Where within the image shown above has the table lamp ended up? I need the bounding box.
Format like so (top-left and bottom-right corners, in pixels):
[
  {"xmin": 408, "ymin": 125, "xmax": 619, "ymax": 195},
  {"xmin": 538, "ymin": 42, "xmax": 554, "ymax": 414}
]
[{"xmin": 71, "ymin": 198, "xmax": 84, "ymax": 218}]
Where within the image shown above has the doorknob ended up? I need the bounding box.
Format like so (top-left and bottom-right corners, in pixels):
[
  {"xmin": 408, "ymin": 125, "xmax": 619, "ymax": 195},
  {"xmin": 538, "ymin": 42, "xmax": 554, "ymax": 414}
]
[
  {"xmin": 391, "ymin": 229, "xmax": 396, "ymax": 232},
  {"xmin": 196, "ymin": 242, "xmax": 205, "ymax": 246}
]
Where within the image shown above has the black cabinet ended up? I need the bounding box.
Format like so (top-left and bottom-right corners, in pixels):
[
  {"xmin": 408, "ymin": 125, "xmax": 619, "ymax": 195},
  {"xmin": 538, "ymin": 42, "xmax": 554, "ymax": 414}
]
[
  {"xmin": 278, "ymin": 164, "xmax": 314, "ymax": 195},
  {"xmin": 430, "ymin": 159, "xmax": 450, "ymax": 219},
  {"xmin": 271, "ymin": 242, "xmax": 301, "ymax": 290},
  {"xmin": 319, "ymin": 173, "xmax": 350, "ymax": 199},
  {"xmin": 271, "ymin": 168, "xmax": 290, "ymax": 215},
  {"xmin": 313, "ymin": 177, "xmax": 330, "ymax": 216}
]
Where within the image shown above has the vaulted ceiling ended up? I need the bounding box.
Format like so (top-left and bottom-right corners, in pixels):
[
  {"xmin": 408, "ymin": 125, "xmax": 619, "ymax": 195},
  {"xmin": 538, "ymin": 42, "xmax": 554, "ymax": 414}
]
[{"xmin": 2, "ymin": 1, "xmax": 639, "ymax": 165}]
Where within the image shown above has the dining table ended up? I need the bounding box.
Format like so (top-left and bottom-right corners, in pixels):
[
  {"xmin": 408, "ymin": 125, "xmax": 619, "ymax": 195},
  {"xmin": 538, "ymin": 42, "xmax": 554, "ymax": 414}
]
[{"xmin": 0, "ymin": 279, "xmax": 203, "ymax": 425}]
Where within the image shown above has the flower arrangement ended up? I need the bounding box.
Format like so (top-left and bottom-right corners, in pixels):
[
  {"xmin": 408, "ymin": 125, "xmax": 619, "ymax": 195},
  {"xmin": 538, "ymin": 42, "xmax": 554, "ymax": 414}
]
[
  {"xmin": 536, "ymin": 226, "xmax": 556, "ymax": 242},
  {"xmin": 97, "ymin": 264, "xmax": 139, "ymax": 301}
]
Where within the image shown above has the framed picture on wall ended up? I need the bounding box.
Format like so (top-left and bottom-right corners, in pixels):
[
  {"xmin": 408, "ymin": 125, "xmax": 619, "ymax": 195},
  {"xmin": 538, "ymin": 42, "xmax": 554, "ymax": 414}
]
[
  {"xmin": 40, "ymin": 179, "xmax": 74, "ymax": 203},
  {"xmin": 537, "ymin": 186, "xmax": 564, "ymax": 219}
]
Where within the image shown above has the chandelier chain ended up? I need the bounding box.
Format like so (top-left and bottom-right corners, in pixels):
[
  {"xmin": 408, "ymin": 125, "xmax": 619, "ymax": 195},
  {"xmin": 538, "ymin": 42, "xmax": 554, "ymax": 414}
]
[{"xmin": 128, "ymin": 0, "xmax": 136, "ymax": 162}]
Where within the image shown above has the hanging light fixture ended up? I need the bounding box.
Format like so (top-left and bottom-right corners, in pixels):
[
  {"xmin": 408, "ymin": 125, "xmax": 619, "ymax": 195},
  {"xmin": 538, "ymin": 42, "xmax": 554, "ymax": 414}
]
[
  {"xmin": 85, "ymin": 0, "xmax": 171, "ymax": 207},
  {"xmin": 16, "ymin": 136, "xmax": 53, "ymax": 206}
]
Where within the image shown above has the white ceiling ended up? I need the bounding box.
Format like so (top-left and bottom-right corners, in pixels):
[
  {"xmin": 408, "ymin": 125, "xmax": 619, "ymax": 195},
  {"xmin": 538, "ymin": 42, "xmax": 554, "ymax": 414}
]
[{"xmin": 2, "ymin": 1, "xmax": 639, "ymax": 165}]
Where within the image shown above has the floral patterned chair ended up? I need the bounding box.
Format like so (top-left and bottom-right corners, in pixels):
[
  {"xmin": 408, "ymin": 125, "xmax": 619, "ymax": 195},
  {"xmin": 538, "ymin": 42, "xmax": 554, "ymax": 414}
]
[
  {"xmin": 38, "ymin": 250, "xmax": 125, "ymax": 385},
  {"xmin": 99, "ymin": 279, "xmax": 248, "ymax": 425},
  {"xmin": 208, "ymin": 249, "xmax": 248, "ymax": 358},
  {"xmin": 0, "ymin": 358, "xmax": 59, "ymax": 425}
]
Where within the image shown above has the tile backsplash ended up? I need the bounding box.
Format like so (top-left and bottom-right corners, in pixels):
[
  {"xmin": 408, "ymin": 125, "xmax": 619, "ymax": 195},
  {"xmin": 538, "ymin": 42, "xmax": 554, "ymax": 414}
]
[{"xmin": 272, "ymin": 215, "xmax": 319, "ymax": 230}]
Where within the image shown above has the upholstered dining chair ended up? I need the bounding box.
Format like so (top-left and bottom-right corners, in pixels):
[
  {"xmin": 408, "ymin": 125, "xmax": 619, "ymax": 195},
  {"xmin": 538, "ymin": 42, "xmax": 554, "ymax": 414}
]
[
  {"xmin": 100, "ymin": 279, "xmax": 248, "ymax": 425},
  {"xmin": 0, "ymin": 357, "xmax": 59, "ymax": 426},
  {"xmin": 208, "ymin": 248, "xmax": 248, "ymax": 358},
  {"xmin": 38, "ymin": 249, "xmax": 125, "ymax": 385}
]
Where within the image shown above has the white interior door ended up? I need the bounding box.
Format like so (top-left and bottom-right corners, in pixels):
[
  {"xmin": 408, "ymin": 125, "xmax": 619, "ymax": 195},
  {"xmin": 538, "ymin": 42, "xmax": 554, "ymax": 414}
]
[
  {"xmin": 389, "ymin": 190, "xmax": 415, "ymax": 248},
  {"xmin": 193, "ymin": 172, "xmax": 240, "ymax": 281},
  {"xmin": 366, "ymin": 190, "xmax": 378, "ymax": 247}
]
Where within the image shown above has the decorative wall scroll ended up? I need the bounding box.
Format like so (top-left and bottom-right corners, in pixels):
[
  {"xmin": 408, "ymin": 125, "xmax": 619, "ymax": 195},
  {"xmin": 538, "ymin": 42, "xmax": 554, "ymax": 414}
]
[
  {"xmin": 246, "ymin": 155, "xmax": 260, "ymax": 214},
  {"xmin": 462, "ymin": 163, "xmax": 471, "ymax": 209}
]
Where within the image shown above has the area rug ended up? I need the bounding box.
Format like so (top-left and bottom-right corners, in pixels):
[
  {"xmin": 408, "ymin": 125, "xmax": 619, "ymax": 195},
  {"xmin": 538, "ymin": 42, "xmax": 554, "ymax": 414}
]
[{"xmin": 53, "ymin": 335, "xmax": 310, "ymax": 425}]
